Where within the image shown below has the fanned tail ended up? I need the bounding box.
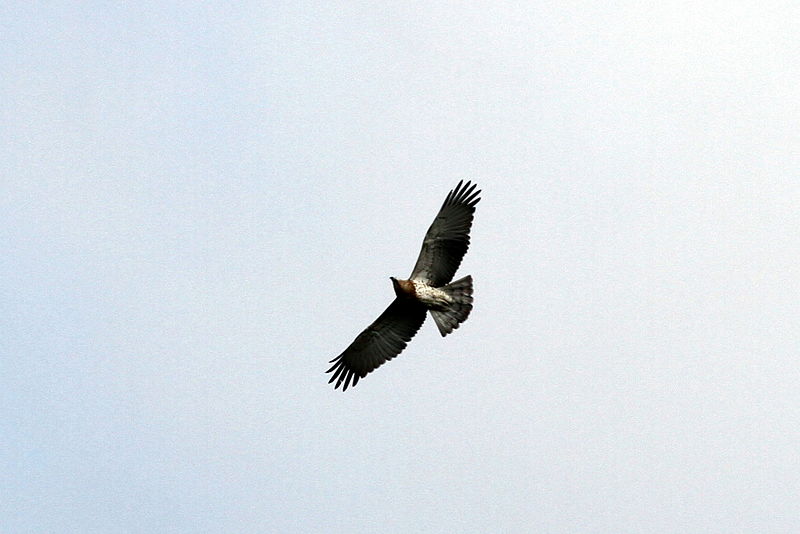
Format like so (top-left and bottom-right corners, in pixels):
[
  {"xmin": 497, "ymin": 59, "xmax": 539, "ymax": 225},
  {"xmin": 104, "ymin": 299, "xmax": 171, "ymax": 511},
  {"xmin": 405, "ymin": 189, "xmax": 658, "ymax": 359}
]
[{"xmin": 430, "ymin": 275, "xmax": 473, "ymax": 337}]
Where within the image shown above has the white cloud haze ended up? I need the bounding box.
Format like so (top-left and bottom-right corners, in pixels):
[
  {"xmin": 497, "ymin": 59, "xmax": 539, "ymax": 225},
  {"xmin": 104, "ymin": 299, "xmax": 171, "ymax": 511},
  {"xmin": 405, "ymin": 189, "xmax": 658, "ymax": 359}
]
[{"xmin": 2, "ymin": 2, "xmax": 798, "ymax": 532}]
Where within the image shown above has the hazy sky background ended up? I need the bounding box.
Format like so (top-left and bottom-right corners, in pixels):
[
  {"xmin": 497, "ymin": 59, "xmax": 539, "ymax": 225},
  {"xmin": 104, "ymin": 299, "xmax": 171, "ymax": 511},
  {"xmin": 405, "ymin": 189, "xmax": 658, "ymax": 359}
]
[{"xmin": 2, "ymin": 2, "xmax": 798, "ymax": 532}]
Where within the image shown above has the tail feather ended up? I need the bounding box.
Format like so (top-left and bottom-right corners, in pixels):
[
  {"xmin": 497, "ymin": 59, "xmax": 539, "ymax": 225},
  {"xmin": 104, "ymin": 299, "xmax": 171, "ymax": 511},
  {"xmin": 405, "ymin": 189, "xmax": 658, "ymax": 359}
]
[{"xmin": 430, "ymin": 275, "xmax": 473, "ymax": 337}]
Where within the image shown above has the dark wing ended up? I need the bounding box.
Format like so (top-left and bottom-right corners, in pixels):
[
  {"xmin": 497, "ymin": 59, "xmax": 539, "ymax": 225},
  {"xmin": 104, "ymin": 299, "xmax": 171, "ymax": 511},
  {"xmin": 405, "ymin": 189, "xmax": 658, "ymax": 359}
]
[
  {"xmin": 409, "ymin": 180, "xmax": 481, "ymax": 286},
  {"xmin": 327, "ymin": 298, "xmax": 427, "ymax": 391}
]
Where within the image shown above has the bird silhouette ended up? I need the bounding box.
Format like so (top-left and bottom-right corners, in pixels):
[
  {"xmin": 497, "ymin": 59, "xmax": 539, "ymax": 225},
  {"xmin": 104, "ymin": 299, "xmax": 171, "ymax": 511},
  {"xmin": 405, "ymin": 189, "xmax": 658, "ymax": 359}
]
[{"xmin": 327, "ymin": 181, "xmax": 481, "ymax": 390}]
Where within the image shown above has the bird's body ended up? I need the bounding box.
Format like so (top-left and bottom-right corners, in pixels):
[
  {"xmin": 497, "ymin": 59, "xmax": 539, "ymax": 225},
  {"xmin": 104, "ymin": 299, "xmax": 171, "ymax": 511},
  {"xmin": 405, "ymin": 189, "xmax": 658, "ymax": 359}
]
[
  {"xmin": 391, "ymin": 278, "xmax": 452, "ymax": 308},
  {"xmin": 327, "ymin": 181, "xmax": 481, "ymax": 390}
]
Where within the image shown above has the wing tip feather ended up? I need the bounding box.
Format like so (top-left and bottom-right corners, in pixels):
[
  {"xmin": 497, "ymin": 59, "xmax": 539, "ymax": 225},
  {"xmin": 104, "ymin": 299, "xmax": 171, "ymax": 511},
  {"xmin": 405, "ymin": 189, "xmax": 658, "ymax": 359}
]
[{"xmin": 445, "ymin": 180, "xmax": 481, "ymax": 208}]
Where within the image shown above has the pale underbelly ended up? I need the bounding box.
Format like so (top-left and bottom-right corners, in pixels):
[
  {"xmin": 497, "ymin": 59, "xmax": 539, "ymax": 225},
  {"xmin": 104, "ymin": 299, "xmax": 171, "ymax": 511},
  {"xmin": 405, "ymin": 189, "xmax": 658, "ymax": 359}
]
[{"xmin": 411, "ymin": 280, "xmax": 452, "ymax": 309}]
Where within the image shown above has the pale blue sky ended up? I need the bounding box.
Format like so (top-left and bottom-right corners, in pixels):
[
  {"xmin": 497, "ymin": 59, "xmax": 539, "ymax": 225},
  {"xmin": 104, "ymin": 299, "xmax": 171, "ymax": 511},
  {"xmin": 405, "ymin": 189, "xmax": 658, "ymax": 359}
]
[{"xmin": 2, "ymin": 2, "xmax": 799, "ymax": 532}]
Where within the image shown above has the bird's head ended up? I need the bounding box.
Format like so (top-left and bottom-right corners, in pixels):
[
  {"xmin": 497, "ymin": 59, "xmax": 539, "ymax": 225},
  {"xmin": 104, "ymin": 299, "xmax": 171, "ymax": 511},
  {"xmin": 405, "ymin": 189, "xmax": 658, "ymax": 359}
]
[
  {"xmin": 390, "ymin": 276, "xmax": 405, "ymax": 296},
  {"xmin": 390, "ymin": 277, "xmax": 415, "ymax": 298}
]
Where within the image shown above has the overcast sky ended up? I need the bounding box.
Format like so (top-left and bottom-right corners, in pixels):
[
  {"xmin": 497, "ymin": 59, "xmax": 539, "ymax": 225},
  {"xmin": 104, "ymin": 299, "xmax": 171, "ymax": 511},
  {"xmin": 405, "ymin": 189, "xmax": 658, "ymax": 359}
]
[{"xmin": 2, "ymin": 2, "xmax": 799, "ymax": 533}]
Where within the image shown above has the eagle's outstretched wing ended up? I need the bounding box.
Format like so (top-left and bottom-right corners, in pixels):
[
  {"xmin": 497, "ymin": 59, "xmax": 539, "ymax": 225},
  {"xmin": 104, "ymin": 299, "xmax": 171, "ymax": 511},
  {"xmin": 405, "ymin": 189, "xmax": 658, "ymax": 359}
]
[
  {"xmin": 409, "ymin": 180, "xmax": 481, "ymax": 287},
  {"xmin": 327, "ymin": 298, "xmax": 427, "ymax": 391}
]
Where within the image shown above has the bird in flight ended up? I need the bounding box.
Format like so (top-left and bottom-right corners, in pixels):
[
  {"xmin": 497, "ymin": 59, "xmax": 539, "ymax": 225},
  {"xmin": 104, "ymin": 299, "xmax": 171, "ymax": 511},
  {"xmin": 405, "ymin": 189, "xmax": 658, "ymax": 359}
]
[{"xmin": 327, "ymin": 180, "xmax": 481, "ymax": 390}]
